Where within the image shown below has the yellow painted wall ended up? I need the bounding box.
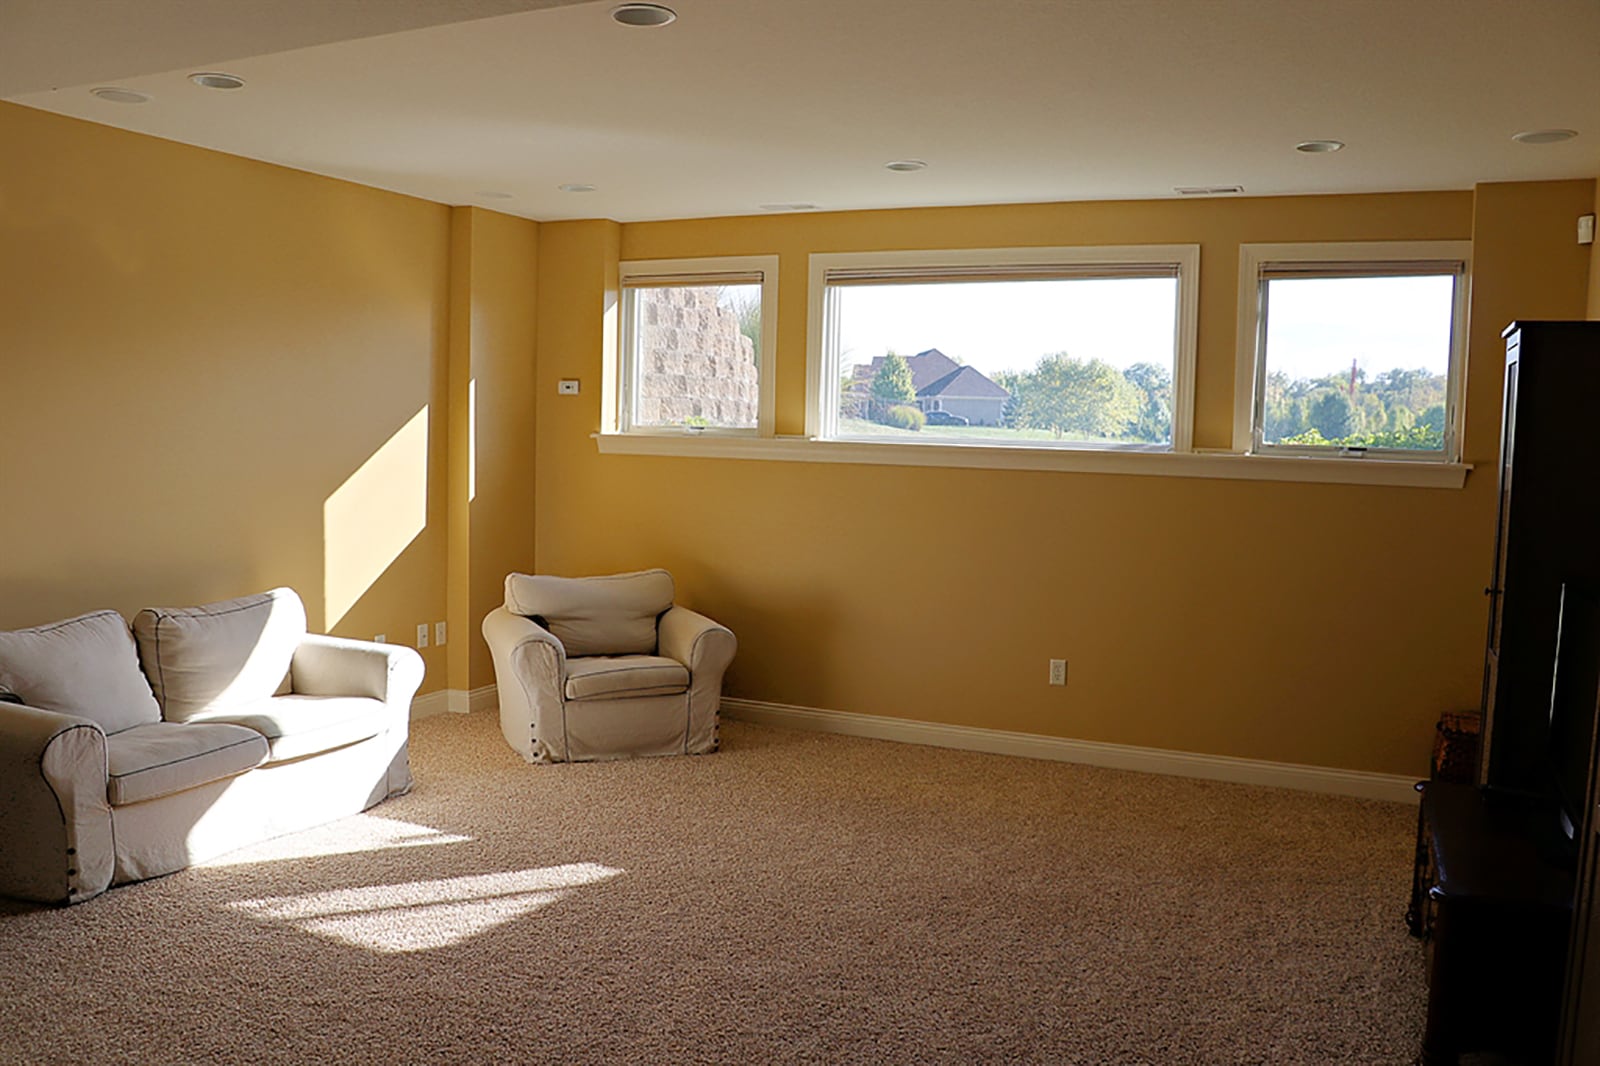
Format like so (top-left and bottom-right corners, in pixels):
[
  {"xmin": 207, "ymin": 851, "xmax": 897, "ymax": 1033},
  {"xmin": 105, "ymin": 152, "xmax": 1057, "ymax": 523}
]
[
  {"xmin": 532, "ymin": 186, "xmax": 1594, "ymax": 776},
  {"xmin": 0, "ymin": 103, "xmax": 453, "ymax": 688},
  {"xmin": 1590, "ymin": 177, "xmax": 1600, "ymax": 319},
  {"xmin": 453, "ymin": 208, "xmax": 540, "ymax": 691},
  {"xmin": 3, "ymin": 95, "xmax": 1591, "ymax": 769}
]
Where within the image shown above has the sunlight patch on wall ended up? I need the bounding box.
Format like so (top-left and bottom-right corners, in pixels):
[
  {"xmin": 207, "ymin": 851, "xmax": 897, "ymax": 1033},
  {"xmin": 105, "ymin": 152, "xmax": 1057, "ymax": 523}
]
[
  {"xmin": 324, "ymin": 406, "xmax": 429, "ymax": 627},
  {"xmin": 199, "ymin": 815, "xmax": 470, "ymax": 868},
  {"xmin": 228, "ymin": 863, "xmax": 624, "ymax": 953},
  {"xmin": 469, "ymin": 378, "xmax": 477, "ymax": 502}
]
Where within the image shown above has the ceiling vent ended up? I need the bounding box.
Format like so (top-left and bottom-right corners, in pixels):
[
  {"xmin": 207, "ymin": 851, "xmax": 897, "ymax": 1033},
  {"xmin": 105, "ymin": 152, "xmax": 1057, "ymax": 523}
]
[{"xmin": 1174, "ymin": 185, "xmax": 1244, "ymax": 196}]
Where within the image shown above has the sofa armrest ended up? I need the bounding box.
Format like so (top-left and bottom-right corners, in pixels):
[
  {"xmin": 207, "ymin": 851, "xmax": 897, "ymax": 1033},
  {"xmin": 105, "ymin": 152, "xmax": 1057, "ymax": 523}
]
[
  {"xmin": 0, "ymin": 703, "xmax": 114, "ymax": 904},
  {"xmin": 658, "ymin": 606, "xmax": 737, "ymax": 677},
  {"xmin": 291, "ymin": 634, "xmax": 425, "ymax": 711}
]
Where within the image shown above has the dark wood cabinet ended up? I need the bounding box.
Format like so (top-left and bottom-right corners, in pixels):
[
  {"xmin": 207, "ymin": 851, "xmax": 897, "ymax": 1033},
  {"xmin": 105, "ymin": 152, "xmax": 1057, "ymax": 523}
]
[
  {"xmin": 1481, "ymin": 322, "xmax": 1600, "ymax": 791},
  {"xmin": 1418, "ymin": 782, "xmax": 1573, "ymax": 1065},
  {"xmin": 1450, "ymin": 320, "xmax": 1600, "ymax": 1066}
]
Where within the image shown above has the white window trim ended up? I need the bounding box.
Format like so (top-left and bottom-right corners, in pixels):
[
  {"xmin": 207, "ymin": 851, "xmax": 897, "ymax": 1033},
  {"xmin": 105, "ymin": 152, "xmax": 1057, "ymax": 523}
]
[
  {"xmin": 805, "ymin": 244, "xmax": 1201, "ymax": 452},
  {"xmin": 1232, "ymin": 240, "xmax": 1472, "ymax": 461},
  {"xmin": 593, "ymin": 432, "xmax": 1469, "ymax": 488},
  {"xmin": 610, "ymin": 255, "xmax": 779, "ymax": 437}
]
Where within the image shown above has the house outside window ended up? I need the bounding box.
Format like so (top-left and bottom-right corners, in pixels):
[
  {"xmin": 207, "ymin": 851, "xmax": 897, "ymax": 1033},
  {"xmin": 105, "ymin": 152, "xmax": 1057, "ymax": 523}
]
[
  {"xmin": 1234, "ymin": 241, "xmax": 1470, "ymax": 462},
  {"xmin": 616, "ymin": 255, "xmax": 778, "ymax": 435},
  {"xmin": 807, "ymin": 246, "xmax": 1200, "ymax": 451}
]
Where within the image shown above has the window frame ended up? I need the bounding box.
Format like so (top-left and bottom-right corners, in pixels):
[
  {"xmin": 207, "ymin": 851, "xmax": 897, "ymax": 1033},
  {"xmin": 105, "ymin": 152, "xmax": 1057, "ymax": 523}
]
[
  {"xmin": 1233, "ymin": 241, "xmax": 1471, "ymax": 463},
  {"xmin": 612, "ymin": 254, "xmax": 779, "ymax": 437},
  {"xmin": 804, "ymin": 244, "xmax": 1201, "ymax": 452}
]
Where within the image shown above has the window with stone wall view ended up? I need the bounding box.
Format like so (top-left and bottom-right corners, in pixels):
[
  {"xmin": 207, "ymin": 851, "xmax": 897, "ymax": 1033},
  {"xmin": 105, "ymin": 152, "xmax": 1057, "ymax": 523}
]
[
  {"xmin": 1255, "ymin": 274, "xmax": 1456, "ymax": 453},
  {"xmin": 828, "ymin": 276, "xmax": 1180, "ymax": 447},
  {"xmin": 623, "ymin": 283, "xmax": 761, "ymax": 430}
]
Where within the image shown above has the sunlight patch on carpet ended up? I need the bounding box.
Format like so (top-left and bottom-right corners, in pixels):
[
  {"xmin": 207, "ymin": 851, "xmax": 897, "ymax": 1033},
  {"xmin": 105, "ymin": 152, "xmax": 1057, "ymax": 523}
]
[
  {"xmin": 228, "ymin": 863, "xmax": 624, "ymax": 952},
  {"xmin": 199, "ymin": 815, "xmax": 472, "ymax": 868}
]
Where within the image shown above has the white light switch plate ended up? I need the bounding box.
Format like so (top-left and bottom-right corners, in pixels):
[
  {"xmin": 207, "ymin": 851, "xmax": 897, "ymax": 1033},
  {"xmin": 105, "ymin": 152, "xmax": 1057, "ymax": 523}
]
[{"xmin": 558, "ymin": 379, "xmax": 580, "ymax": 395}]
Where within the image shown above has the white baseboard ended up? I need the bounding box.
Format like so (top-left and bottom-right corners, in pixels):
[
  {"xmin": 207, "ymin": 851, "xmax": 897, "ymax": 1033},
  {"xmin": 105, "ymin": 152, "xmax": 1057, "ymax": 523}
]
[
  {"xmin": 721, "ymin": 698, "xmax": 1418, "ymax": 803},
  {"xmin": 412, "ymin": 684, "xmax": 497, "ymax": 720}
]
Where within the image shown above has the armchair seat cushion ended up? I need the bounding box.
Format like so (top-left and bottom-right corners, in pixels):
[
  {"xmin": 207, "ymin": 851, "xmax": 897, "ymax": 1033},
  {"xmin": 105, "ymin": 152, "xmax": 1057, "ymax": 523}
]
[
  {"xmin": 192, "ymin": 695, "xmax": 388, "ymax": 763},
  {"xmin": 564, "ymin": 655, "xmax": 689, "ymax": 701},
  {"xmin": 106, "ymin": 721, "xmax": 268, "ymax": 807}
]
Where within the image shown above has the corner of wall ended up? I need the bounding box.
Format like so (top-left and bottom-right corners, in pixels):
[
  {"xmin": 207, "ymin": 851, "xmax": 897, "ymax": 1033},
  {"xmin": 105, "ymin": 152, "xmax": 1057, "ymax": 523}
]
[
  {"xmin": 1588, "ymin": 177, "xmax": 1600, "ymax": 320},
  {"xmin": 445, "ymin": 207, "xmax": 542, "ymax": 691}
]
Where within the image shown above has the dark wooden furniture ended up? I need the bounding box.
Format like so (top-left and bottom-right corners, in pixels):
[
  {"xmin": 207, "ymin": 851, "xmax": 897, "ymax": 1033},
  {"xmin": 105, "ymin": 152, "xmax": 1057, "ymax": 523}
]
[
  {"xmin": 1559, "ymin": 708, "xmax": 1600, "ymax": 1064},
  {"xmin": 1438, "ymin": 321, "xmax": 1600, "ymax": 1066},
  {"xmin": 1481, "ymin": 322, "xmax": 1600, "ymax": 792},
  {"xmin": 1416, "ymin": 782, "xmax": 1573, "ymax": 1065}
]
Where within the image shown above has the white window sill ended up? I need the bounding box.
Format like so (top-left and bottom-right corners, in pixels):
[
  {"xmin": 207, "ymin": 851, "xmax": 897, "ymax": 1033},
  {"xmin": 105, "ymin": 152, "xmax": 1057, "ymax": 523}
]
[{"xmin": 593, "ymin": 433, "xmax": 1471, "ymax": 489}]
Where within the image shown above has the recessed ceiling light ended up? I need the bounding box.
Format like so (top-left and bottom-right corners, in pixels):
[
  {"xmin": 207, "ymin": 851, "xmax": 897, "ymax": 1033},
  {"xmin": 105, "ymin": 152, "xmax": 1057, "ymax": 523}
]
[
  {"xmin": 759, "ymin": 203, "xmax": 820, "ymax": 212},
  {"xmin": 611, "ymin": 3, "xmax": 676, "ymax": 26},
  {"xmin": 477, "ymin": 191, "xmax": 513, "ymax": 200},
  {"xmin": 1294, "ymin": 140, "xmax": 1345, "ymax": 154},
  {"xmin": 558, "ymin": 183, "xmax": 598, "ymax": 193},
  {"xmin": 89, "ymin": 87, "xmax": 150, "ymax": 104},
  {"xmin": 884, "ymin": 160, "xmax": 928, "ymax": 172},
  {"xmin": 1512, "ymin": 129, "xmax": 1578, "ymax": 145},
  {"xmin": 189, "ymin": 72, "xmax": 245, "ymax": 90}
]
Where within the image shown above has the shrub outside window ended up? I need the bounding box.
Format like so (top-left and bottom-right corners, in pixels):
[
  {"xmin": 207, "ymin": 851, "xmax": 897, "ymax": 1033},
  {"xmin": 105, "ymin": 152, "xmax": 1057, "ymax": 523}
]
[
  {"xmin": 806, "ymin": 246, "xmax": 1200, "ymax": 451},
  {"xmin": 1236, "ymin": 242, "xmax": 1470, "ymax": 462},
  {"xmin": 617, "ymin": 256, "xmax": 778, "ymax": 435}
]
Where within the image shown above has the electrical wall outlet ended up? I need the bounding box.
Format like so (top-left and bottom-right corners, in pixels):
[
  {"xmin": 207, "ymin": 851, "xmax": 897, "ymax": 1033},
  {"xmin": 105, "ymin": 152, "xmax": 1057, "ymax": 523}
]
[
  {"xmin": 416, "ymin": 623, "xmax": 429, "ymax": 649},
  {"xmin": 558, "ymin": 379, "xmax": 581, "ymax": 395},
  {"xmin": 374, "ymin": 634, "xmax": 386, "ymax": 644},
  {"xmin": 435, "ymin": 621, "xmax": 447, "ymax": 646},
  {"xmin": 1049, "ymin": 659, "xmax": 1067, "ymax": 686}
]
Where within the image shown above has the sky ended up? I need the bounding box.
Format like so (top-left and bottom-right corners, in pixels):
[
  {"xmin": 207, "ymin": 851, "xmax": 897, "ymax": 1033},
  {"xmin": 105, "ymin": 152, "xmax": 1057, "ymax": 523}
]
[
  {"xmin": 834, "ymin": 278, "xmax": 1178, "ymax": 376},
  {"xmin": 830, "ymin": 274, "xmax": 1454, "ymax": 382},
  {"xmin": 1263, "ymin": 275, "xmax": 1455, "ymax": 381}
]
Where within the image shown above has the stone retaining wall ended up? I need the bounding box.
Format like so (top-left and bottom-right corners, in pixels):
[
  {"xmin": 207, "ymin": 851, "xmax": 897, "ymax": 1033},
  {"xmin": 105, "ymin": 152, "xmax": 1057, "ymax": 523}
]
[{"xmin": 637, "ymin": 287, "xmax": 758, "ymax": 427}]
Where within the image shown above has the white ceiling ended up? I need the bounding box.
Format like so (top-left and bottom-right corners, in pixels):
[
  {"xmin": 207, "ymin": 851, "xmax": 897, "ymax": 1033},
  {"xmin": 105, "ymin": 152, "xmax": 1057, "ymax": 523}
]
[{"xmin": 4, "ymin": 0, "xmax": 1598, "ymax": 223}]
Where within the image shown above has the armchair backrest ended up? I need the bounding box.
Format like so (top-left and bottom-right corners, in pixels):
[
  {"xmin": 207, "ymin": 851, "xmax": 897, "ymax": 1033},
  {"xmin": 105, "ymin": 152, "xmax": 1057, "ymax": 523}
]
[{"xmin": 504, "ymin": 569, "xmax": 674, "ymax": 657}]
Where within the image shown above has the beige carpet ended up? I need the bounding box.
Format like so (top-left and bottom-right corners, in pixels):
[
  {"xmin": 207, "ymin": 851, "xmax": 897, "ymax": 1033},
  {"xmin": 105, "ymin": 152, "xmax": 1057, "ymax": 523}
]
[{"xmin": 0, "ymin": 712, "xmax": 1425, "ymax": 1064}]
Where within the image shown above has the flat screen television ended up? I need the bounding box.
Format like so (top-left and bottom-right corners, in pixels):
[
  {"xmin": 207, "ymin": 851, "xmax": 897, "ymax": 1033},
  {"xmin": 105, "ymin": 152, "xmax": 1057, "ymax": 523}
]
[{"xmin": 1548, "ymin": 581, "xmax": 1600, "ymax": 842}]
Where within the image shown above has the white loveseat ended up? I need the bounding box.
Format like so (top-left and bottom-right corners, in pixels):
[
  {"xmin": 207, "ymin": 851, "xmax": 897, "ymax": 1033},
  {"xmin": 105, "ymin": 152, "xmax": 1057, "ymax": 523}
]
[{"xmin": 0, "ymin": 588, "xmax": 422, "ymax": 905}]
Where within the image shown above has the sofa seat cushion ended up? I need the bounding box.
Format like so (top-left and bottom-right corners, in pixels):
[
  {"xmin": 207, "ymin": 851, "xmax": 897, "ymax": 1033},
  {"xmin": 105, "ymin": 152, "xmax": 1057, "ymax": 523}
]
[
  {"xmin": 106, "ymin": 722, "xmax": 269, "ymax": 807},
  {"xmin": 505, "ymin": 570, "xmax": 674, "ymax": 657},
  {"xmin": 133, "ymin": 588, "xmax": 306, "ymax": 723},
  {"xmin": 565, "ymin": 655, "xmax": 689, "ymax": 701},
  {"xmin": 0, "ymin": 610, "xmax": 162, "ymax": 735},
  {"xmin": 193, "ymin": 695, "xmax": 387, "ymax": 763}
]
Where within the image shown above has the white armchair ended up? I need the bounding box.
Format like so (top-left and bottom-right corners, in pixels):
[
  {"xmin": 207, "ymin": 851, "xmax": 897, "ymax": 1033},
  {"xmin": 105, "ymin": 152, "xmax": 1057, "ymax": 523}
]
[{"xmin": 482, "ymin": 569, "xmax": 736, "ymax": 763}]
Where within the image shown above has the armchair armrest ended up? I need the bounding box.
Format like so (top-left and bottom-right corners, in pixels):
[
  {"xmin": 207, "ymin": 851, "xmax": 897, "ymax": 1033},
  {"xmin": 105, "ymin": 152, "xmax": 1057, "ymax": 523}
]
[
  {"xmin": 0, "ymin": 703, "xmax": 114, "ymax": 904},
  {"xmin": 483, "ymin": 608, "xmax": 566, "ymax": 762},
  {"xmin": 658, "ymin": 606, "xmax": 737, "ymax": 677},
  {"xmin": 291, "ymin": 634, "xmax": 425, "ymax": 710}
]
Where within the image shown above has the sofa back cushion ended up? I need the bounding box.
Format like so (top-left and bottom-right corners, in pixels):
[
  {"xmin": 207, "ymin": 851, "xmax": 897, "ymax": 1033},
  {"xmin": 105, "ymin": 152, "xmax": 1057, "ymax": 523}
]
[
  {"xmin": 0, "ymin": 610, "xmax": 162, "ymax": 734},
  {"xmin": 133, "ymin": 588, "xmax": 306, "ymax": 722},
  {"xmin": 504, "ymin": 569, "xmax": 673, "ymax": 657}
]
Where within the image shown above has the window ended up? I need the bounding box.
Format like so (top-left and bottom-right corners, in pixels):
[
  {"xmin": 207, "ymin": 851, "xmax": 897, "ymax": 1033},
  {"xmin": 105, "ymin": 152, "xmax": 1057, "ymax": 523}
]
[
  {"xmin": 615, "ymin": 256, "xmax": 778, "ymax": 435},
  {"xmin": 1235, "ymin": 242, "xmax": 1470, "ymax": 461},
  {"xmin": 806, "ymin": 246, "xmax": 1200, "ymax": 451}
]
